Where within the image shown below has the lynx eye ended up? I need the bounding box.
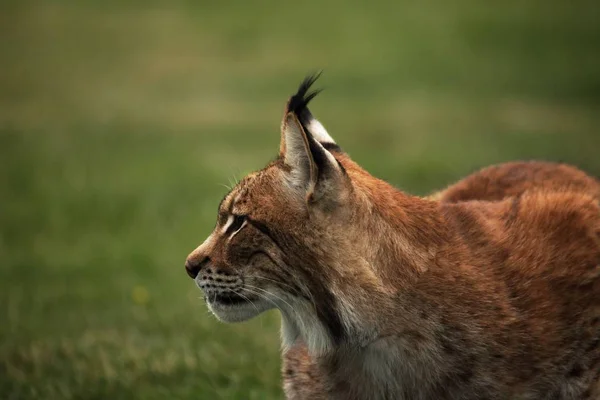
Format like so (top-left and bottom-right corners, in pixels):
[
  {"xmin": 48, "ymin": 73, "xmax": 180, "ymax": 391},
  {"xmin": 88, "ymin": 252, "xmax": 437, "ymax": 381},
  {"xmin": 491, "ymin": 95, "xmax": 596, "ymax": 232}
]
[{"xmin": 226, "ymin": 214, "xmax": 246, "ymax": 235}]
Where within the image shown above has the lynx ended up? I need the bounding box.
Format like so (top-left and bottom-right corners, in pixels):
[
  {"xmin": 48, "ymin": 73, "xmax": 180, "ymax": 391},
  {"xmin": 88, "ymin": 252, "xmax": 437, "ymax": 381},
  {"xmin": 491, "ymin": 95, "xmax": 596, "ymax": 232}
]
[{"xmin": 185, "ymin": 75, "xmax": 600, "ymax": 399}]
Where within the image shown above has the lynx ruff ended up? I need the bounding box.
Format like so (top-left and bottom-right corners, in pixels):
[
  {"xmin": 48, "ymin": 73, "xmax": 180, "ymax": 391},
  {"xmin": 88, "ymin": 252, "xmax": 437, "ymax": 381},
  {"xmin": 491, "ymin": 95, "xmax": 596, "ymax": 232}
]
[{"xmin": 185, "ymin": 75, "xmax": 600, "ymax": 399}]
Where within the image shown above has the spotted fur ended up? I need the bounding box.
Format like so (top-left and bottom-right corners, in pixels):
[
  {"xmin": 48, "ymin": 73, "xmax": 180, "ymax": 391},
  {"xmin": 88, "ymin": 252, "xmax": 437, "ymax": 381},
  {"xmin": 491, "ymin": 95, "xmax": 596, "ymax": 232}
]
[{"xmin": 186, "ymin": 75, "xmax": 600, "ymax": 399}]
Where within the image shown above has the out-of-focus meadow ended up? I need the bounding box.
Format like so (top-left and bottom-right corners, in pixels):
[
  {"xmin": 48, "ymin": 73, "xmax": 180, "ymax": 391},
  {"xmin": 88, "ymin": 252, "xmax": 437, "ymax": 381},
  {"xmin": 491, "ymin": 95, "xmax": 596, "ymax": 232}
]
[{"xmin": 1, "ymin": 0, "xmax": 599, "ymax": 398}]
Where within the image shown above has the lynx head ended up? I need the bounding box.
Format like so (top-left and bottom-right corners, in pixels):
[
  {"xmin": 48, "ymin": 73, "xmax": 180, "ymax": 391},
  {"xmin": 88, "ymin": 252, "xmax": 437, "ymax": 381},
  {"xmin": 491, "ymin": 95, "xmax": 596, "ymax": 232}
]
[{"xmin": 185, "ymin": 75, "xmax": 376, "ymax": 354}]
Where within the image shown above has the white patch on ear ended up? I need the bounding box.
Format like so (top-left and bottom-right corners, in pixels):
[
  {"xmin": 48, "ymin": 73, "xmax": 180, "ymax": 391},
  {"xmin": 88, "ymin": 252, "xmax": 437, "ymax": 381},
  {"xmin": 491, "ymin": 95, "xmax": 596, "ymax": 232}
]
[
  {"xmin": 307, "ymin": 118, "xmax": 336, "ymax": 145},
  {"xmin": 316, "ymin": 140, "xmax": 341, "ymax": 167}
]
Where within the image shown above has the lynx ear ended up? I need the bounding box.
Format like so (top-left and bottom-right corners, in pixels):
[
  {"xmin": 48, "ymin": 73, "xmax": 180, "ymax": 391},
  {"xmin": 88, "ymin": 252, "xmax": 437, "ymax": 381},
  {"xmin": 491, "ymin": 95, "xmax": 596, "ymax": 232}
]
[
  {"xmin": 281, "ymin": 112, "xmax": 318, "ymax": 189},
  {"xmin": 278, "ymin": 73, "xmax": 341, "ymax": 154},
  {"xmin": 280, "ymin": 112, "xmax": 343, "ymax": 202},
  {"xmin": 279, "ymin": 74, "xmax": 345, "ymax": 203}
]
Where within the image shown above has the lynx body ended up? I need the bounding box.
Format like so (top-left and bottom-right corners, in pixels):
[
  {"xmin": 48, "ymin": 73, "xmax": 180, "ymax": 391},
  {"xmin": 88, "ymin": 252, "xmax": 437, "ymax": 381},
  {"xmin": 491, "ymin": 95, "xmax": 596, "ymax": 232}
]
[{"xmin": 185, "ymin": 76, "xmax": 600, "ymax": 399}]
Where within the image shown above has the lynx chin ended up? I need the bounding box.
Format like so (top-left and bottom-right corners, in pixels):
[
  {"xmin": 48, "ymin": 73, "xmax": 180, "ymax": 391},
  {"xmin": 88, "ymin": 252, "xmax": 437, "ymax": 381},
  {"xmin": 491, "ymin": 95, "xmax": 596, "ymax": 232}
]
[{"xmin": 185, "ymin": 74, "xmax": 600, "ymax": 399}]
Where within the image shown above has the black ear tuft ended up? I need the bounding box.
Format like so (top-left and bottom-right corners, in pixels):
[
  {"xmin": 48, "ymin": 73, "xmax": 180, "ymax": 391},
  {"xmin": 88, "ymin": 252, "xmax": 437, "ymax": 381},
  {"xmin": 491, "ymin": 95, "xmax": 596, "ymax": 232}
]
[{"xmin": 286, "ymin": 72, "xmax": 323, "ymax": 120}]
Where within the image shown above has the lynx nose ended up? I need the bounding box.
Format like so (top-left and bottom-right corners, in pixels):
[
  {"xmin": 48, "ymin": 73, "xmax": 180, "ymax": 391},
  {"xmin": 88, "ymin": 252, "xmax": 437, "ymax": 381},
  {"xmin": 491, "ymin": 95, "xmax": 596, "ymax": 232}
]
[{"xmin": 185, "ymin": 256, "xmax": 210, "ymax": 279}]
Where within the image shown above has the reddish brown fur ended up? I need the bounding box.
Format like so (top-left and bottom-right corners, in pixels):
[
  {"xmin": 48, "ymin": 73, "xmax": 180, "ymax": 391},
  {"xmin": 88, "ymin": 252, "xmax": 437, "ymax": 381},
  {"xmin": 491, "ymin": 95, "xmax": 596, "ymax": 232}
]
[
  {"xmin": 185, "ymin": 78, "xmax": 600, "ymax": 399},
  {"xmin": 429, "ymin": 161, "xmax": 600, "ymax": 202},
  {"xmin": 283, "ymin": 160, "xmax": 600, "ymax": 399}
]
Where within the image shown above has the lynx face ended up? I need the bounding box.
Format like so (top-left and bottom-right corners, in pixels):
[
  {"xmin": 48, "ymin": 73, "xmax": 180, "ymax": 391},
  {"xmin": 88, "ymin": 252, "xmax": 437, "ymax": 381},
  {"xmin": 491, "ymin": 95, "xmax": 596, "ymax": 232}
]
[
  {"xmin": 185, "ymin": 76, "xmax": 357, "ymax": 351},
  {"xmin": 184, "ymin": 170, "xmax": 293, "ymax": 323}
]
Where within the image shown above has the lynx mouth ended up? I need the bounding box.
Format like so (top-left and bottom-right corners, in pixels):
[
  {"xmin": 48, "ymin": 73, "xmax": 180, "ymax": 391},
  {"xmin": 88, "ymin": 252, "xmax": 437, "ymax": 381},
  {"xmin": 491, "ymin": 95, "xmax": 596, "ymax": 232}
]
[
  {"xmin": 204, "ymin": 289, "xmax": 275, "ymax": 323},
  {"xmin": 210, "ymin": 292, "xmax": 249, "ymax": 306}
]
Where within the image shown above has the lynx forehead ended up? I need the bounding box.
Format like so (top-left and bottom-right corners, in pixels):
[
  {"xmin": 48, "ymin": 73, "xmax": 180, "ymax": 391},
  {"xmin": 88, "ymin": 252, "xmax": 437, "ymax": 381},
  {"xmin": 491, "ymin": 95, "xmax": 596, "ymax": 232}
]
[{"xmin": 185, "ymin": 74, "xmax": 600, "ymax": 399}]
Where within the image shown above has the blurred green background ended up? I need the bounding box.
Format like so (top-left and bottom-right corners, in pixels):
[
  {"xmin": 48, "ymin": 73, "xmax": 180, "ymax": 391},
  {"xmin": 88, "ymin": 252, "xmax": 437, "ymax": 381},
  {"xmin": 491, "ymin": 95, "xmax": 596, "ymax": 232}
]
[{"xmin": 1, "ymin": 0, "xmax": 599, "ymax": 398}]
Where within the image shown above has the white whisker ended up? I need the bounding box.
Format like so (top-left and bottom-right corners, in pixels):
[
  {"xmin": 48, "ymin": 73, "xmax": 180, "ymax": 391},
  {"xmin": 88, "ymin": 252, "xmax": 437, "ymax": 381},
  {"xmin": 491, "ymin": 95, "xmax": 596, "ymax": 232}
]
[
  {"xmin": 241, "ymin": 287, "xmax": 279, "ymax": 310},
  {"xmin": 253, "ymin": 275, "xmax": 318, "ymax": 315},
  {"xmin": 234, "ymin": 290, "xmax": 260, "ymax": 315},
  {"xmin": 227, "ymin": 170, "xmax": 240, "ymax": 190},
  {"xmin": 244, "ymin": 284, "xmax": 298, "ymax": 315},
  {"xmin": 252, "ymin": 275, "xmax": 298, "ymax": 293},
  {"xmin": 234, "ymin": 290, "xmax": 264, "ymax": 329},
  {"xmin": 242, "ymin": 285, "xmax": 306, "ymax": 324},
  {"xmin": 241, "ymin": 286, "xmax": 291, "ymax": 328}
]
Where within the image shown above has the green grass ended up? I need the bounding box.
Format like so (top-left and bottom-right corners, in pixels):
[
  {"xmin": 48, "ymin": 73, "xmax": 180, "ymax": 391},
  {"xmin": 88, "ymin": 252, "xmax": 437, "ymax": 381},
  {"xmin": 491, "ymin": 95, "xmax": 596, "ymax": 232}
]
[{"xmin": 1, "ymin": 0, "xmax": 599, "ymax": 398}]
